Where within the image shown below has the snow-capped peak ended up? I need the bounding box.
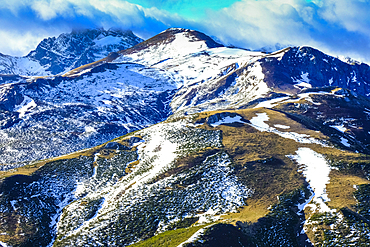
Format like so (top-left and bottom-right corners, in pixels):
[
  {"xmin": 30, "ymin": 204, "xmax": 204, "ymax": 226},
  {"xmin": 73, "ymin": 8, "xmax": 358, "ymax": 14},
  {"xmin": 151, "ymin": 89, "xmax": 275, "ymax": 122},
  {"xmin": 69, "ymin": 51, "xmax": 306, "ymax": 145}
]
[{"xmin": 114, "ymin": 27, "xmax": 223, "ymax": 66}]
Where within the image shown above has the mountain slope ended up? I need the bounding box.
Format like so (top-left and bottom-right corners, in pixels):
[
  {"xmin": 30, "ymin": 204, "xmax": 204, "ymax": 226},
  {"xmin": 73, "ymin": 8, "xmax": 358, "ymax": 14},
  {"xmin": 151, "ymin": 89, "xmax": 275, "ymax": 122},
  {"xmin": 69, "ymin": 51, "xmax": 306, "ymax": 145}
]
[
  {"xmin": 261, "ymin": 46, "xmax": 370, "ymax": 96},
  {"xmin": 112, "ymin": 31, "xmax": 370, "ymax": 117},
  {"xmin": 0, "ymin": 63, "xmax": 176, "ymax": 165}
]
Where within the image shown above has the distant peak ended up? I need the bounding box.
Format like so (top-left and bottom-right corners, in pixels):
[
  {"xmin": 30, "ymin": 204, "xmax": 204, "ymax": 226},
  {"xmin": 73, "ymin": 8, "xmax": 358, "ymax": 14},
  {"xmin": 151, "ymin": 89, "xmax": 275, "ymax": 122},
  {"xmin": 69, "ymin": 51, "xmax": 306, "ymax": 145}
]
[
  {"xmin": 68, "ymin": 27, "xmax": 133, "ymax": 37},
  {"xmin": 255, "ymin": 43, "xmax": 291, "ymax": 53},
  {"xmin": 161, "ymin": 27, "xmax": 193, "ymax": 34},
  {"xmin": 23, "ymin": 27, "xmax": 142, "ymax": 75}
]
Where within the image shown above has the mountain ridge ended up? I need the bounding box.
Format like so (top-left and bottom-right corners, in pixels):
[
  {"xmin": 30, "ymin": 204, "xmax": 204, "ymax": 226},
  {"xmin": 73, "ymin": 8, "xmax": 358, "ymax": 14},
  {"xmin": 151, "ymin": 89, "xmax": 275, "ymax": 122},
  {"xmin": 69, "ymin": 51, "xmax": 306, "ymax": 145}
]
[{"xmin": 0, "ymin": 28, "xmax": 143, "ymax": 77}]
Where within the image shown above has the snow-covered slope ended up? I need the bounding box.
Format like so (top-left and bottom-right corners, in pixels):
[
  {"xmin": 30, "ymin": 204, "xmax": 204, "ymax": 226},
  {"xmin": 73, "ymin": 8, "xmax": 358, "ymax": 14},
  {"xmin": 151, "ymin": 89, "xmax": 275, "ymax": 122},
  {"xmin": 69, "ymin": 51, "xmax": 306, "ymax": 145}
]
[
  {"xmin": 112, "ymin": 29, "xmax": 370, "ymax": 116},
  {"xmin": 0, "ymin": 63, "xmax": 176, "ymax": 164},
  {"xmin": 0, "ymin": 53, "xmax": 46, "ymax": 76},
  {"xmin": 113, "ymin": 28, "xmax": 277, "ymax": 114},
  {"xmin": 0, "ymin": 28, "xmax": 143, "ymax": 77}
]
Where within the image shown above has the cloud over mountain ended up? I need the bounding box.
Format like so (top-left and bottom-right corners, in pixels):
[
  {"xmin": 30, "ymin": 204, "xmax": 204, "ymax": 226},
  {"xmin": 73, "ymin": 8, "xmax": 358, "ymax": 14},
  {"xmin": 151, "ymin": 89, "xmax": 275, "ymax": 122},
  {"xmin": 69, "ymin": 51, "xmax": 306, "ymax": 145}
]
[
  {"xmin": 201, "ymin": 0, "xmax": 370, "ymax": 62},
  {"xmin": 1, "ymin": 0, "xmax": 370, "ymax": 63}
]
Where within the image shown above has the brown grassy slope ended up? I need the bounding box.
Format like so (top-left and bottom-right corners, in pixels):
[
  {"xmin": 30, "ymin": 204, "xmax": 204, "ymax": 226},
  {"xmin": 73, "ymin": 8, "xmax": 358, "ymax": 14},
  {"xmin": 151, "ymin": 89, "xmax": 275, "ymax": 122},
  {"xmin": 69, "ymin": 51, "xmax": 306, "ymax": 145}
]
[
  {"xmin": 193, "ymin": 108, "xmax": 370, "ymax": 223},
  {"xmin": 0, "ymin": 134, "xmax": 140, "ymax": 179},
  {"xmin": 193, "ymin": 109, "xmax": 306, "ymax": 222}
]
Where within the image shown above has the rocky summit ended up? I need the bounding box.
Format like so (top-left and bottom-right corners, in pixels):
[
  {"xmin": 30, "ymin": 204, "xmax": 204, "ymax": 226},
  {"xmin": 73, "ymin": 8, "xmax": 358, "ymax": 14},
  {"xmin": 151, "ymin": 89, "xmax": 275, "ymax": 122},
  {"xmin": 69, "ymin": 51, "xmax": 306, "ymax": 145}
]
[
  {"xmin": 0, "ymin": 28, "xmax": 143, "ymax": 76},
  {"xmin": 1, "ymin": 28, "xmax": 370, "ymax": 247}
]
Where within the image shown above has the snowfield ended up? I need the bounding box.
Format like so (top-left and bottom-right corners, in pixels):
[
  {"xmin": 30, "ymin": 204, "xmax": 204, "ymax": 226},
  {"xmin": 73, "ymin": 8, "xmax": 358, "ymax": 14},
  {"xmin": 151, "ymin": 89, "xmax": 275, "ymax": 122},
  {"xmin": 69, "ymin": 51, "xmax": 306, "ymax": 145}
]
[
  {"xmin": 208, "ymin": 115, "xmax": 246, "ymax": 127},
  {"xmin": 249, "ymin": 112, "xmax": 328, "ymax": 146},
  {"xmin": 288, "ymin": 148, "xmax": 332, "ymax": 212}
]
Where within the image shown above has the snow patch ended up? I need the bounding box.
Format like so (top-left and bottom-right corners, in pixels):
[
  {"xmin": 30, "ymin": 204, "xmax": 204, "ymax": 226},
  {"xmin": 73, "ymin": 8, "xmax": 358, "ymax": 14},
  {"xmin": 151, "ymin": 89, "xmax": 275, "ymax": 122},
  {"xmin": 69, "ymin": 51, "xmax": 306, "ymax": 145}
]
[
  {"xmin": 288, "ymin": 148, "xmax": 332, "ymax": 212},
  {"xmin": 14, "ymin": 95, "xmax": 37, "ymax": 118},
  {"xmin": 197, "ymin": 210, "xmax": 221, "ymax": 224},
  {"xmin": 254, "ymin": 96, "xmax": 290, "ymax": 109},
  {"xmin": 74, "ymin": 182, "xmax": 86, "ymax": 198},
  {"xmin": 10, "ymin": 200, "xmax": 17, "ymax": 211},
  {"xmin": 274, "ymin": 124, "xmax": 290, "ymax": 129},
  {"xmin": 249, "ymin": 112, "xmax": 328, "ymax": 146},
  {"xmin": 295, "ymin": 82, "xmax": 312, "ymax": 89},
  {"xmin": 84, "ymin": 126, "xmax": 97, "ymax": 134},
  {"xmin": 340, "ymin": 137, "xmax": 351, "ymax": 147},
  {"xmin": 293, "ymin": 72, "xmax": 311, "ymax": 89},
  {"xmin": 171, "ymin": 32, "xmax": 207, "ymax": 57},
  {"xmin": 250, "ymin": 112, "xmax": 270, "ymax": 130},
  {"xmin": 329, "ymin": 78, "xmax": 334, "ymax": 85},
  {"xmin": 254, "ymin": 91, "xmax": 331, "ymax": 110},
  {"xmin": 0, "ymin": 241, "xmax": 10, "ymax": 247},
  {"xmin": 330, "ymin": 125, "xmax": 347, "ymax": 133},
  {"xmin": 209, "ymin": 115, "xmax": 245, "ymax": 127}
]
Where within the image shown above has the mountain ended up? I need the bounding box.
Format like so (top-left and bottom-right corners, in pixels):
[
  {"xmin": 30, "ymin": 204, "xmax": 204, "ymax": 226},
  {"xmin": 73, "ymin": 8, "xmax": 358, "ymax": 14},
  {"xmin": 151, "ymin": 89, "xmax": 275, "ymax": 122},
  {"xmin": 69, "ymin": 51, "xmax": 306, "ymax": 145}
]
[
  {"xmin": 0, "ymin": 28, "xmax": 254, "ymax": 165},
  {"xmin": 260, "ymin": 46, "xmax": 370, "ymax": 96},
  {"xmin": 0, "ymin": 28, "xmax": 143, "ymax": 76},
  {"xmin": 1, "ymin": 28, "xmax": 370, "ymax": 247}
]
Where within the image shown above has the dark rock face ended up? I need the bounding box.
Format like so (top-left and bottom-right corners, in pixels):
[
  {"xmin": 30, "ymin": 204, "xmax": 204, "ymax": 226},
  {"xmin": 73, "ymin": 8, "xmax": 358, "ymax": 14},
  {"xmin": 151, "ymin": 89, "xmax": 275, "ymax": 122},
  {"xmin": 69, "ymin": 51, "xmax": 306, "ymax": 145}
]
[
  {"xmin": 261, "ymin": 46, "xmax": 370, "ymax": 96},
  {"xmin": 0, "ymin": 84, "xmax": 24, "ymax": 111}
]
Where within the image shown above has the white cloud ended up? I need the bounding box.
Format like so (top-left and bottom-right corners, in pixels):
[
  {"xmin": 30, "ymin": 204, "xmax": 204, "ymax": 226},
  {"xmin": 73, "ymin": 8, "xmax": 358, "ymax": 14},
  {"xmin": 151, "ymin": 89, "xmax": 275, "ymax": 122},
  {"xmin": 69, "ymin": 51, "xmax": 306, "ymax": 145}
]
[
  {"xmin": 0, "ymin": 29, "xmax": 65, "ymax": 56},
  {"xmin": 0, "ymin": 0, "xmax": 176, "ymax": 55},
  {"xmin": 203, "ymin": 0, "xmax": 316, "ymax": 48},
  {"xmin": 1, "ymin": 0, "xmax": 370, "ymax": 63},
  {"xmin": 89, "ymin": 0, "xmax": 145, "ymax": 25},
  {"xmin": 319, "ymin": 0, "xmax": 370, "ymax": 35},
  {"xmin": 30, "ymin": 0, "xmax": 73, "ymax": 20},
  {"xmin": 201, "ymin": 0, "xmax": 370, "ymax": 63}
]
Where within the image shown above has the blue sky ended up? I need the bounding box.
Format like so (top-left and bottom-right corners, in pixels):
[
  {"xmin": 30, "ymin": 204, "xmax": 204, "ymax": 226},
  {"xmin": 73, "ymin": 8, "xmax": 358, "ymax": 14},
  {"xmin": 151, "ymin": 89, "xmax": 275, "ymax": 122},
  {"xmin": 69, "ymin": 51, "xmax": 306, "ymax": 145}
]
[
  {"xmin": 124, "ymin": 0, "xmax": 241, "ymax": 20},
  {"xmin": 0, "ymin": 0, "xmax": 370, "ymax": 63}
]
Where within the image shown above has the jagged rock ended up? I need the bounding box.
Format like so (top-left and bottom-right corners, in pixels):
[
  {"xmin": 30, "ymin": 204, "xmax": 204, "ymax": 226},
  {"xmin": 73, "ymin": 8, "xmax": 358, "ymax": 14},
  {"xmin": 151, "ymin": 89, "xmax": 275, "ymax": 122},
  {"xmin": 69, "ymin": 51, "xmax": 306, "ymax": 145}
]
[{"xmin": 0, "ymin": 28, "xmax": 143, "ymax": 77}]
